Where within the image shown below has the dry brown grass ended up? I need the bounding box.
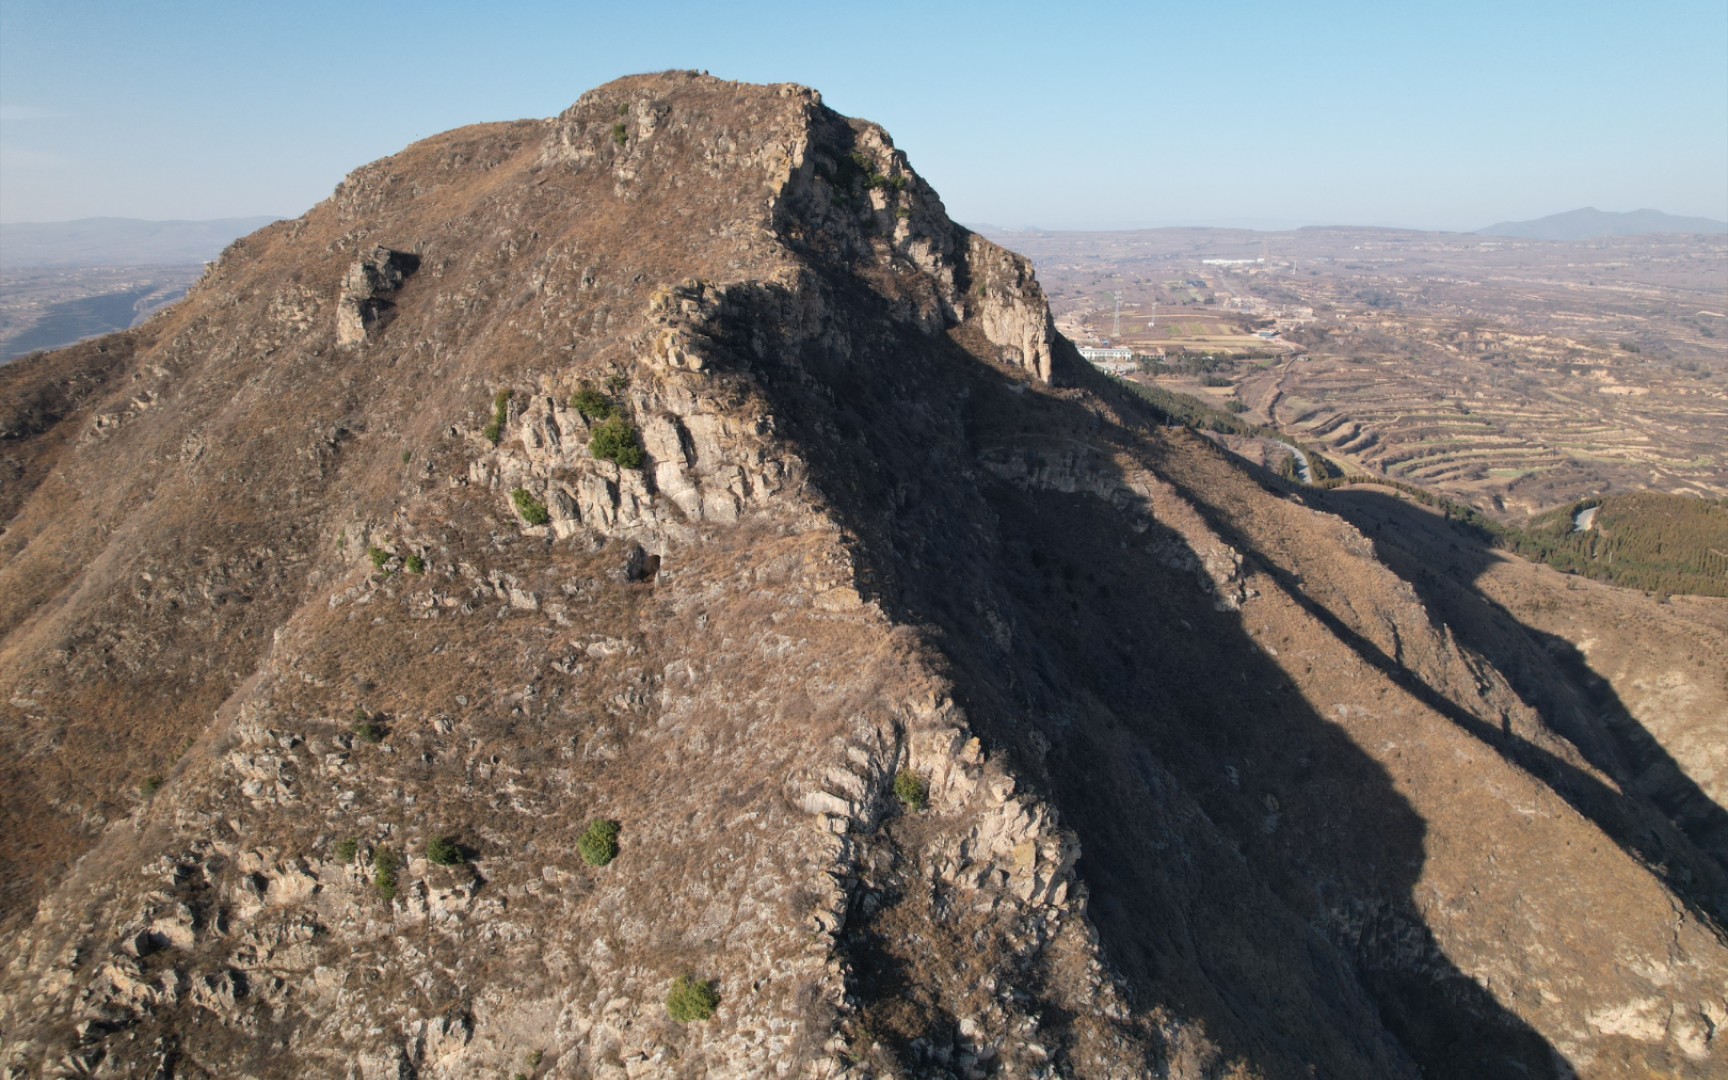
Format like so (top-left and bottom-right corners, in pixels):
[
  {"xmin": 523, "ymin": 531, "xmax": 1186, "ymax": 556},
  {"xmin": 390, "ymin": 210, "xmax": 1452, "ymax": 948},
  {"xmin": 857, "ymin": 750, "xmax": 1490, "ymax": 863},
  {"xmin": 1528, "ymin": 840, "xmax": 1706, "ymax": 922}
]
[{"xmin": 3, "ymin": 74, "xmax": 1724, "ymax": 1080}]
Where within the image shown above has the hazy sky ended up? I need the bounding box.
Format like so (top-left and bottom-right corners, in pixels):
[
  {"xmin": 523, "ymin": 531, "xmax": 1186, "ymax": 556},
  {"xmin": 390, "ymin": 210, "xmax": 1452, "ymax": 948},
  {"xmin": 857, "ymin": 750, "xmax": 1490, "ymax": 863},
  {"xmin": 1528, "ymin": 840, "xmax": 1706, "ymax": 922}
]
[{"xmin": 2, "ymin": 0, "xmax": 1725, "ymax": 230}]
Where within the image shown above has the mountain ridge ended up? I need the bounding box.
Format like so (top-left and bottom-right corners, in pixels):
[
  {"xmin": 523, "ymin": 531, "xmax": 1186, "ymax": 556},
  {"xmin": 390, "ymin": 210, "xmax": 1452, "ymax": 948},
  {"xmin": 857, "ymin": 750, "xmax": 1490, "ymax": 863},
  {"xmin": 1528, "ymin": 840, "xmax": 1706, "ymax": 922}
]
[
  {"xmin": 1478, "ymin": 206, "xmax": 1728, "ymax": 240},
  {"xmin": 0, "ymin": 72, "xmax": 1723, "ymax": 1079}
]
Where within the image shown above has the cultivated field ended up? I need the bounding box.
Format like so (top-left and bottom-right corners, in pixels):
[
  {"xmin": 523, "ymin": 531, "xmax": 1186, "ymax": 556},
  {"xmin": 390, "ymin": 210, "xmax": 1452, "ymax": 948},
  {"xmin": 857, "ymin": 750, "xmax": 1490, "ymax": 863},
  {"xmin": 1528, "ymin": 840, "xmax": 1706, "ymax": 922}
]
[{"xmin": 996, "ymin": 226, "xmax": 1727, "ymax": 520}]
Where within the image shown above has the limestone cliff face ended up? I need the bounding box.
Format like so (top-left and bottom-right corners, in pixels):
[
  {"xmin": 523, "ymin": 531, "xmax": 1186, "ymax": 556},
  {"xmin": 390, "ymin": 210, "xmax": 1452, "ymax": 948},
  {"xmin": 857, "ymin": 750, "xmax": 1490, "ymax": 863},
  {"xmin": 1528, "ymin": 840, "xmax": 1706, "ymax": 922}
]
[{"xmin": 0, "ymin": 72, "xmax": 1723, "ymax": 1080}]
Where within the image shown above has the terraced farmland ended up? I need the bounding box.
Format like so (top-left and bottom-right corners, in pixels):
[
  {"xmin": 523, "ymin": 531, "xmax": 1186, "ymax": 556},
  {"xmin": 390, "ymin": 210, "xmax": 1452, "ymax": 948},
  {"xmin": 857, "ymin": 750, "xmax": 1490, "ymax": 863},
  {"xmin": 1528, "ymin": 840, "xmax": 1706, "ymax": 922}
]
[
  {"xmin": 1240, "ymin": 333, "xmax": 1727, "ymax": 517},
  {"xmin": 995, "ymin": 226, "xmax": 1727, "ymax": 522}
]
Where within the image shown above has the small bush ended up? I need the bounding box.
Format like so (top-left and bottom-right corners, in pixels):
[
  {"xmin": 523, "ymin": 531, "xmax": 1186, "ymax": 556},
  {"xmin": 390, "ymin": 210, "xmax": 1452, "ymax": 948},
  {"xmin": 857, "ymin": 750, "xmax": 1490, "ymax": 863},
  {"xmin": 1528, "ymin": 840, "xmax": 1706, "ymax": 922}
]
[
  {"xmin": 367, "ymin": 546, "xmax": 391, "ymax": 570},
  {"xmin": 849, "ymin": 151, "xmax": 905, "ymax": 192},
  {"xmin": 405, "ymin": 553, "xmax": 426, "ymax": 574},
  {"xmin": 350, "ymin": 705, "xmax": 381, "ymax": 736},
  {"xmin": 578, "ymin": 818, "xmax": 620, "ymax": 867},
  {"xmin": 589, "ymin": 415, "xmax": 644, "ymax": 469},
  {"xmin": 484, "ymin": 389, "xmax": 512, "ymax": 445},
  {"xmin": 605, "ymin": 373, "xmax": 629, "ymax": 394},
  {"xmin": 511, "ymin": 488, "xmax": 551, "ymax": 526},
  {"xmin": 665, "ymin": 975, "xmax": 720, "ymax": 1023},
  {"xmin": 612, "ymin": 122, "xmax": 628, "ymax": 147},
  {"xmin": 427, "ymin": 834, "xmax": 463, "ymax": 866},
  {"xmin": 373, "ymin": 848, "xmax": 400, "ymax": 901},
  {"xmin": 334, "ymin": 837, "xmax": 359, "ymax": 864},
  {"xmin": 571, "ymin": 384, "xmax": 616, "ymax": 421},
  {"xmin": 141, "ymin": 775, "xmax": 165, "ymax": 796},
  {"xmin": 893, "ymin": 770, "xmax": 928, "ymax": 811}
]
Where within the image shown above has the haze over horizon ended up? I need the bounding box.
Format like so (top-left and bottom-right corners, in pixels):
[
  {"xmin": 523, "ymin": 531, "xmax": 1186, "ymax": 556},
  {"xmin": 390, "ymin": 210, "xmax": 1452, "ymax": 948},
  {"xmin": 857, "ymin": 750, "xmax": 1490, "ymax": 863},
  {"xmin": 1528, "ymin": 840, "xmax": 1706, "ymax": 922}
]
[{"xmin": 2, "ymin": 0, "xmax": 1725, "ymax": 233}]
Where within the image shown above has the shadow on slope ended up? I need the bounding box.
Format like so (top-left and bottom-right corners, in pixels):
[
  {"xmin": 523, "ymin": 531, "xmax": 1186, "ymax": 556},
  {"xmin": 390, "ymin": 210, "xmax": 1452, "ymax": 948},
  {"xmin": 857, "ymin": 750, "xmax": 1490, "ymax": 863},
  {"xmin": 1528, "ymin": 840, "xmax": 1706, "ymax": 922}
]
[
  {"xmin": 1316, "ymin": 488, "xmax": 1728, "ymax": 927},
  {"xmin": 714, "ymin": 276, "xmax": 1565, "ymax": 1078}
]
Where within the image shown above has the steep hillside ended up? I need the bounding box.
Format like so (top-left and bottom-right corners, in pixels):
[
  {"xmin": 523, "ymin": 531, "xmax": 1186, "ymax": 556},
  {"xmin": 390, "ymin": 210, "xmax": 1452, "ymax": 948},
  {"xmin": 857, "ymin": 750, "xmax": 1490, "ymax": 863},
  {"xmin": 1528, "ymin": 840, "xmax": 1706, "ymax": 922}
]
[{"xmin": 1, "ymin": 73, "xmax": 1723, "ymax": 1079}]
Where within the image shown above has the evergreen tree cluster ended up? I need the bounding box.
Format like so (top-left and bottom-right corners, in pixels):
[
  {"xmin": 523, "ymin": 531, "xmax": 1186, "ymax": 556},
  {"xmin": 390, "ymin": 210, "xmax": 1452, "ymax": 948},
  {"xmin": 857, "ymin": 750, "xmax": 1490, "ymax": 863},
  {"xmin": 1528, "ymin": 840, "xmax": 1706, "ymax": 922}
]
[{"xmin": 1498, "ymin": 493, "xmax": 1728, "ymax": 597}]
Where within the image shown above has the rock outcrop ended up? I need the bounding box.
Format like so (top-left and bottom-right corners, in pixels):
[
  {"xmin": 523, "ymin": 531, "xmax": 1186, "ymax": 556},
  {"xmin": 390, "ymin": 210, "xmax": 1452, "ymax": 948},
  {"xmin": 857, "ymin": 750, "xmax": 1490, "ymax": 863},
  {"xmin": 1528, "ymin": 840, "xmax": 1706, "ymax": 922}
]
[
  {"xmin": 336, "ymin": 246, "xmax": 418, "ymax": 345},
  {"xmin": 0, "ymin": 72, "xmax": 1723, "ymax": 1080}
]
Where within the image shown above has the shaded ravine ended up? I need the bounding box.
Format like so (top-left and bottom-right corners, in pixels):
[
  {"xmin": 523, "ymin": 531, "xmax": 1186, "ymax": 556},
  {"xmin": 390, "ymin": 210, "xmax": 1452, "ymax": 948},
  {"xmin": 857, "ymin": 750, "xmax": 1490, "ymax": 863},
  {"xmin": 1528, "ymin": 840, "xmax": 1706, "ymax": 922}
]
[
  {"xmin": 717, "ymin": 269, "xmax": 1567, "ymax": 1077},
  {"xmin": 1317, "ymin": 487, "xmax": 1728, "ymax": 924}
]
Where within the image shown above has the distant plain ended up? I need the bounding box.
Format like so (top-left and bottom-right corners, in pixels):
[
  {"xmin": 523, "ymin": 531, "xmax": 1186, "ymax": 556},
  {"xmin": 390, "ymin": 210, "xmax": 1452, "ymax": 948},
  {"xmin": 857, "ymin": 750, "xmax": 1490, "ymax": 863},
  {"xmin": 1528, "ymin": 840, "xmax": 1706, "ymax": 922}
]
[{"xmin": 995, "ymin": 226, "xmax": 1728, "ymax": 520}]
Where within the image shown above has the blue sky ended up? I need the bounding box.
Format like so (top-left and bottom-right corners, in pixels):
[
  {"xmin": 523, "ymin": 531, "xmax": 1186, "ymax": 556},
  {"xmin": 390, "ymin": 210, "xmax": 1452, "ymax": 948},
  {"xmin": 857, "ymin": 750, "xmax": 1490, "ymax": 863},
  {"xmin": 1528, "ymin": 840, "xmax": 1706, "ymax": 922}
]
[{"xmin": 2, "ymin": 0, "xmax": 1725, "ymax": 230}]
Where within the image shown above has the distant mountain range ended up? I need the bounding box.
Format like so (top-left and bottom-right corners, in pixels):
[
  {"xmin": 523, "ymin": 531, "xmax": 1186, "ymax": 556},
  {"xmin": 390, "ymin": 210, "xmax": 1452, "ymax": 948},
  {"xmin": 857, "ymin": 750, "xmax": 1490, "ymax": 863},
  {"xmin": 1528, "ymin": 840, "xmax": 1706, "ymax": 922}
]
[
  {"xmin": 0, "ymin": 216, "xmax": 281, "ymax": 271},
  {"xmin": 4, "ymin": 208, "xmax": 1719, "ymax": 271},
  {"xmin": 1478, "ymin": 207, "xmax": 1728, "ymax": 241}
]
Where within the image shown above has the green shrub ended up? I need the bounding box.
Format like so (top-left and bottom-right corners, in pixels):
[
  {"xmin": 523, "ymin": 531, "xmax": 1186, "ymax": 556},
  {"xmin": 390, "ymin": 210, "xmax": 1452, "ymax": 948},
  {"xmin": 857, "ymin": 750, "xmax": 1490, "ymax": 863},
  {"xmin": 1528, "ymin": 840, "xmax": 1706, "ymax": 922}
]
[
  {"xmin": 141, "ymin": 775, "xmax": 165, "ymax": 796},
  {"xmin": 484, "ymin": 389, "xmax": 512, "ymax": 445},
  {"xmin": 427, "ymin": 834, "xmax": 463, "ymax": 866},
  {"xmin": 589, "ymin": 415, "xmax": 644, "ymax": 469},
  {"xmin": 405, "ymin": 553, "xmax": 426, "ymax": 574},
  {"xmin": 612, "ymin": 122, "xmax": 628, "ymax": 147},
  {"xmin": 665, "ymin": 975, "xmax": 719, "ymax": 1023},
  {"xmin": 571, "ymin": 384, "xmax": 616, "ymax": 421},
  {"xmin": 334, "ymin": 837, "xmax": 359, "ymax": 864},
  {"xmin": 844, "ymin": 151, "xmax": 905, "ymax": 193},
  {"xmin": 367, "ymin": 546, "xmax": 391, "ymax": 570},
  {"xmin": 511, "ymin": 488, "xmax": 551, "ymax": 526},
  {"xmin": 893, "ymin": 770, "xmax": 928, "ymax": 811},
  {"xmin": 578, "ymin": 818, "xmax": 620, "ymax": 867},
  {"xmin": 353, "ymin": 719, "xmax": 384, "ymax": 744},
  {"xmin": 373, "ymin": 848, "xmax": 400, "ymax": 900}
]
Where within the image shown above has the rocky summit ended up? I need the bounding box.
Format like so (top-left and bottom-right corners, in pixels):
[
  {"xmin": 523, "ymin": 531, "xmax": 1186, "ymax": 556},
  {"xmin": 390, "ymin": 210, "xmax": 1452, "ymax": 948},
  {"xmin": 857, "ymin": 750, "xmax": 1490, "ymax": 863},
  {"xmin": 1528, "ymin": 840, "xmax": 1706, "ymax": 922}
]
[{"xmin": 1, "ymin": 72, "xmax": 1724, "ymax": 1079}]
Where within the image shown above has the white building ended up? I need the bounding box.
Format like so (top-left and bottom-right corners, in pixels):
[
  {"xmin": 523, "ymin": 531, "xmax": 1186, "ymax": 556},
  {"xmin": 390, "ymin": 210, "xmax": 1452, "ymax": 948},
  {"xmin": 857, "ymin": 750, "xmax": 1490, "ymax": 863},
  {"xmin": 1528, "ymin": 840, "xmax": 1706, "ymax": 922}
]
[{"xmin": 1078, "ymin": 346, "xmax": 1137, "ymax": 375}]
